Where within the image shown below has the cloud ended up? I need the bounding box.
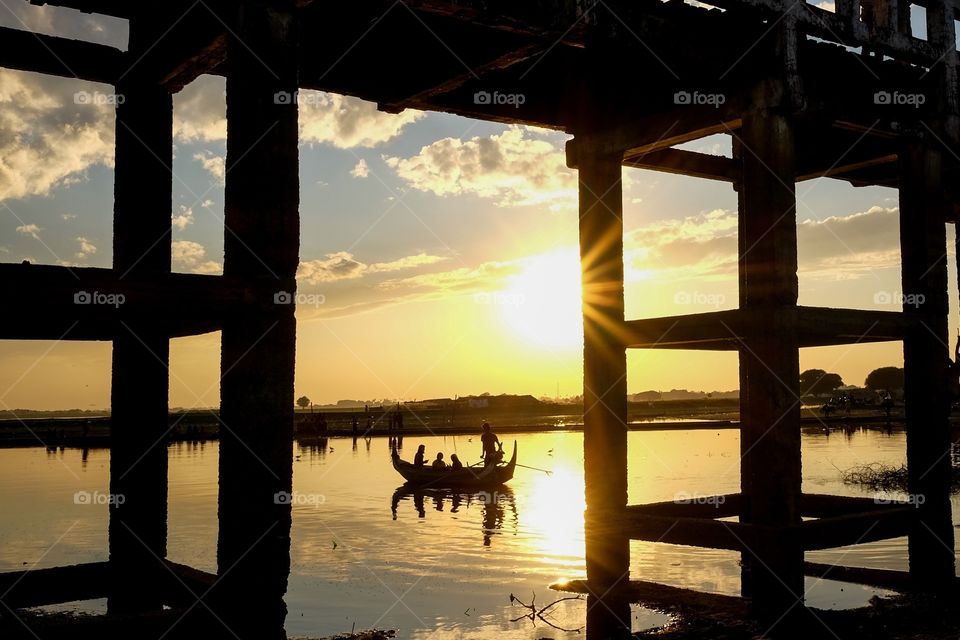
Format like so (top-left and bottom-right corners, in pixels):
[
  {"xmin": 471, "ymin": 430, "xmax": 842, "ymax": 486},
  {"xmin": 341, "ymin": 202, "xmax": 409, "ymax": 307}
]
[
  {"xmin": 16, "ymin": 223, "xmax": 42, "ymax": 240},
  {"xmin": 193, "ymin": 151, "xmax": 225, "ymax": 184},
  {"xmin": 61, "ymin": 212, "xmax": 77, "ymax": 221},
  {"xmin": 172, "ymin": 205, "xmax": 194, "ymax": 231},
  {"xmin": 74, "ymin": 236, "xmax": 96, "ymax": 259},
  {"xmin": 350, "ymin": 158, "xmax": 369, "ymax": 178},
  {"xmin": 299, "ymin": 92, "xmax": 422, "ymax": 148},
  {"xmin": 0, "ymin": 69, "xmax": 115, "ymax": 202},
  {"xmin": 383, "ymin": 127, "xmax": 576, "ymax": 211},
  {"xmin": 622, "ymin": 205, "xmax": 901, "ymax": 283},
  {"xmin": 297, "ymin": 251, "xmax": 448, "ymax": 284},
  {"xmin": 172, "ymin": 240, "xmax": 222, "ymax": 275},
  {"xmin": 379, "ymin": 259, "xmax": 521, "ymax": 294},
  {"xmin": 173, "ymin": 80, "xmax": 420, "ymax": 149}
]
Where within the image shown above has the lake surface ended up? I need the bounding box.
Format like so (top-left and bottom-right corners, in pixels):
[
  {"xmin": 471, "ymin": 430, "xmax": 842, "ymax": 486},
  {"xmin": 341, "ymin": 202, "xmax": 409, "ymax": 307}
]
[{"xmin": 1, "ymin": 427, "xmax": 957, "ymax": 638}]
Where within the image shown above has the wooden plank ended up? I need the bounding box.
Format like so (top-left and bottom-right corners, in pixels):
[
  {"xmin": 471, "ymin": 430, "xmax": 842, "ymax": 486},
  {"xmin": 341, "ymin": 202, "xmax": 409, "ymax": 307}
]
[
  {"xmin": 622, "ymin": 148, "xmax": 738, "ymax": 182},
  {"xmin": 0, "ymin": 26, "xmax": 123, "ymax": 84},
  {"xmin": 622, "ymin": 512, "xmax": 754, "ymax": 551},
  {"xmin": 0, "ymin": 562, "xmax": 110, "ymax": 608},
  {"xmin": 796, "ymin": 306, "xmax": 912, "ymax": 346},
  {"xmin": 800, "ymin": 493, "xmax": 899, "ymax": 518},
  {"xmin": 627, "ymin": 494, "xmax": 742, "ymax": 519},
  {"xmin": 802, "ymin": 507, "xmax": 916, "ymax": 550},
  {"xmin": 552, "ymin": 578, "xmax": 749, "ymax": 617},
  {"xmin": 622, "ymin": 310, "xmax": 743, "ymax": 350}
]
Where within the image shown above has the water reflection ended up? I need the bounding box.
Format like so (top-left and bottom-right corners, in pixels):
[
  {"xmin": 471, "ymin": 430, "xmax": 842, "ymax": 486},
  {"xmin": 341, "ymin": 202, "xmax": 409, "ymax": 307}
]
[{"xmin": 390, "ymin": 485, "xmax": 519, "ymax": 546}]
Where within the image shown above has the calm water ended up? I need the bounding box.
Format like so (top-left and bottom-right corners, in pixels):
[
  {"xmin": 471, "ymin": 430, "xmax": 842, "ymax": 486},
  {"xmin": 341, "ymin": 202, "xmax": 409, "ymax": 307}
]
[{"xmin": 1, "ymin": 428, "xmax": 957, "ymax": 638}]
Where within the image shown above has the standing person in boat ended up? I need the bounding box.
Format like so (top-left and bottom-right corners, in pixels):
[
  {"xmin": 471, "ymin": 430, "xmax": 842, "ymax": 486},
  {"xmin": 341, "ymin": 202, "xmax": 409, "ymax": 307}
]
[
  {"xmin": 414, "ymin": 444, "xmax": 427, "ymax": 467},
  {"xmin": 450, "ymin": 453, "xmax": 464, "ymax": 470},
  {"xmin": 480, "ymin": 422, "xmax": 502, "ymax": 466},
  {"xmin": 432, "ymin": 452, "xmax": 447, "ymax": 469}
]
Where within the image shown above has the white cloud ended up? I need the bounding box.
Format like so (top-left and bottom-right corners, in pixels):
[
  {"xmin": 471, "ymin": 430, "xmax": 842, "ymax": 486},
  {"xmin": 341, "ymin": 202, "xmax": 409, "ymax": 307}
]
[
  {"xmin": 383, "ymin": 127, "xmax": 576, "ymax": 211},
  {"xmin": 297, "ymin": 251, "xmax": 447, "ymax": 284},
  {"xmin": 172, "ymin": 205, "xmax": 194, "ymax": 231},
  {"xmin": 299, "ymin": 92, "xmax": 422, "ymax": 148},
  {"xmin": 61, "ymin": 212, "xmax": 77, "ymax": 221},
  {"xmin": 350, "ymin": 158, "xmax": 370, "ymax": 178},
  {"xmin": 74, "ymin": 236, "xmax": 96, "ymax": 259},
  {"xmin": 16, "ymin": 223, "xmax": 42, "ymax": 240},
  {"xmin": 174, "ymin": 76, "xmax": 226, "ymax": 143},
  {"xmin": 0, "ymin": 69, "xmax": 115, "ymax": 202},
  {"xmin": 193, "ymin": 150, "xmax": 225, "ymax": 184},
  {"xmin": 172, "ymin": 240, "xmax": 222, "ymax": 275}
]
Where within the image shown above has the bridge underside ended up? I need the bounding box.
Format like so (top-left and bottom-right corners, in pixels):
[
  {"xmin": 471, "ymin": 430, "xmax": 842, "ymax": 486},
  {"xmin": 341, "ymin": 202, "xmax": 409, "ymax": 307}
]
[{"xmin": 1, "ymin": 0, "xmax": 959, "ymax": 638}]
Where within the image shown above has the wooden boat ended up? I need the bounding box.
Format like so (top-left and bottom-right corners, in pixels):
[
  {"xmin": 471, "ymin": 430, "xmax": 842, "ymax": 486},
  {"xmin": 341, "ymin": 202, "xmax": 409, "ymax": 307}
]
[{"xmin": 391, "ymin": 442, "xmax": 517, "ymax": 488}]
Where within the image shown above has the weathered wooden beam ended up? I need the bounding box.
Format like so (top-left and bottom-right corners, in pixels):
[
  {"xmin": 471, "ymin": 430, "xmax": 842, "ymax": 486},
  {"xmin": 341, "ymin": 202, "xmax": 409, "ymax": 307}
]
[
  {"xmin": 552, "ymin": 578, "xmax": 749, "ymax": 617},
  {"xmin": 622, "ymin": 310, "xmax": 743, "ymax": 351},
  {"xmin": 796, "ymin": 306, "xmax": 912, "ymax": 346},
  {"xmin": 627, "ymin": 494, "xmax": 743, "ymax": 519},
  {"xmin": 802, "ymin": 506, "xmax": 916, "ymax": 550},
  {"xmin": 622, "ymin": 148, "xmax": 738, "ymax": 182},
  {"xmin": 899, "ymin": 140, "xmax": 956, "ymax": 586},
  {"xmin": 797, "ymin": 153, "xmax": 898, "ymax": 182},
  {"xmin": 0, "ymin": 264, "xmax": 235, "ymax": 340},
  {"xmin": 800, "ymin": 493, "xmax": 900, "ymax": 518},
  {"xmin": 622, "ymin": 511, "xmax": 754, "ymax": 551},
  {"xmin": 0, "ymin": 562, "xmax": 110, "ymax": 608},
  {"xmin": 0, "ymin": 26, "xmax": 123, "ymax": 84}
]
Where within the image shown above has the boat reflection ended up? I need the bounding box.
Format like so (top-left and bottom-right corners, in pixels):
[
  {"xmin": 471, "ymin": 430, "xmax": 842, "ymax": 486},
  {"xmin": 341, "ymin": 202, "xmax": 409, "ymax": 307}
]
[{"xmin": 390, "ymin": 484, "xmax": 519, "ymax": 546}]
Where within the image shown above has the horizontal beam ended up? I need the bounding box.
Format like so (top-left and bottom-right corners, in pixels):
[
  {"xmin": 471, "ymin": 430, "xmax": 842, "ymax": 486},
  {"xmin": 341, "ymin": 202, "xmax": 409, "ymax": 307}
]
[
  {"xmin": 622, "ymin": 148, "xmax": 738, "ymax": 182},
  {"xmin": 623, "ymin": 306, "xmax": 912, "ymax": 350},
  {"xmin": 622, "ymin": 509, "xmax": 752, "ymax": 550},
  {"xmin": 0, "ymin": 263, "xmax": 264, "ymax": 340},
  {"xmin": 552, "ymin": 578, "xmax": 748, "ymax": 616},
  {"xmin": 802, "ymin": 506, "xmax": 915, "ymax": 551},
  {"xmin": 0, "ymin": 26, "xmax": 124, "ymax": 84},
  {"xmin": 0, "ymin": 561, "xmax": 109, "ymax": 608},
  {"xmin": 626, "ymin": 494, "xmax": 742, "ymax": 519}
]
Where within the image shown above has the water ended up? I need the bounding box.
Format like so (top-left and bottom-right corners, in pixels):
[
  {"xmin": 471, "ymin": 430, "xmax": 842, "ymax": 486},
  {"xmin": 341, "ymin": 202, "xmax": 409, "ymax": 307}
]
[{"xmin": 0, "ymin": 428, "xmax": 956, "ymax": 638}]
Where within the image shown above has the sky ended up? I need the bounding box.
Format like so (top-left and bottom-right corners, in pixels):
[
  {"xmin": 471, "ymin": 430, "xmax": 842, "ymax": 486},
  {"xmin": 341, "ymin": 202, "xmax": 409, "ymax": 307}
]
[{"xmin": 0, "ymin": 3, "xmax": 957, "ymax": 410}]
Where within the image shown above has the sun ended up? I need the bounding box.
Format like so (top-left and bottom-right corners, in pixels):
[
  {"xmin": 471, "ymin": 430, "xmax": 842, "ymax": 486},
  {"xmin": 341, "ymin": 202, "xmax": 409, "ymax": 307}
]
[{"xmin": 498, "ymin": 249, "xmax": 584, "ymax": 349}]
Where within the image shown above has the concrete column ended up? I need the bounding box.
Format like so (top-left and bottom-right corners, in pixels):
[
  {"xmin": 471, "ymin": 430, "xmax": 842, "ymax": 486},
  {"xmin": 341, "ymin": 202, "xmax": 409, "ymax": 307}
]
[
  {"xmin": 108, "ymin": 75, "xmax": 173, "ymax": 613},
  {"xmin": 578, "ymin": 147, "xmax": 631, "ymax": 639},
  {"xmin": 214, "ymin": 1, "xmax": 299, "ymax": 637},
  {"xmin": 899, "ymin": 140, "xmax": 956, "ymax": 586},
  {"xmin": 736, "ymin": 106, "xmax": 804, "ymax": 629}
]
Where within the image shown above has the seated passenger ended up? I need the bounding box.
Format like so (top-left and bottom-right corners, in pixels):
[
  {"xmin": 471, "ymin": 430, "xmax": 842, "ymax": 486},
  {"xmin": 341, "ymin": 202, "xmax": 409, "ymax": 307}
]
[{"xmin": 432, "ymin": 452, "xmax": 447, "ymax": 469}]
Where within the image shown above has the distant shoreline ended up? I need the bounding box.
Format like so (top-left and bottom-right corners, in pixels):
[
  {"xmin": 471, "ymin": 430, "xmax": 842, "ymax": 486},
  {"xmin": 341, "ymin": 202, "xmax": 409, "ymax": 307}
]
[{"xmin": 0, "ymin": 411, "xmax": 907, "ymax": 449}]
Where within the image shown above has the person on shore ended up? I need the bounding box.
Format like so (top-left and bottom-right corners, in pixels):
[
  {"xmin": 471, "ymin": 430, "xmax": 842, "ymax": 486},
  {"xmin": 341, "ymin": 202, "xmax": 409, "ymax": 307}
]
[
  {"xmin": 450, "ymin": 453, "xmax": 463, "ymax": 470},
  {"xmin": 481, "ymin": 422, "xmax": 502, "ymax": 466},
  {"xmin": 414, "ymin": 444, "xmax": 426, "ymax": 467},
  {"xmin": 432, "ymin": 452, "xmax": 447, "ymax": 469},
  {"xmin": 351, "ymin": 415, "xmax": 358, "ymax": 435}
]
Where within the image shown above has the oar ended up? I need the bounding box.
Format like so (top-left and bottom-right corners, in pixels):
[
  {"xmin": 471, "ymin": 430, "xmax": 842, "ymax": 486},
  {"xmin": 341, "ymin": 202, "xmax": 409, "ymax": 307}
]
[{"xmin": 516, "ymin": 463, "xmax": 552, "ymax": 475}]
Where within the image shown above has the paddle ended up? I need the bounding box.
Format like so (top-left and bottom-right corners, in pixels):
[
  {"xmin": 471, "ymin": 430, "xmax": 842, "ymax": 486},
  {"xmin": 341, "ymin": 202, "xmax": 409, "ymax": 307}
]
[{"xmin": 516, "ymin": 463, "xmax": 552, "ymax": 476}]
